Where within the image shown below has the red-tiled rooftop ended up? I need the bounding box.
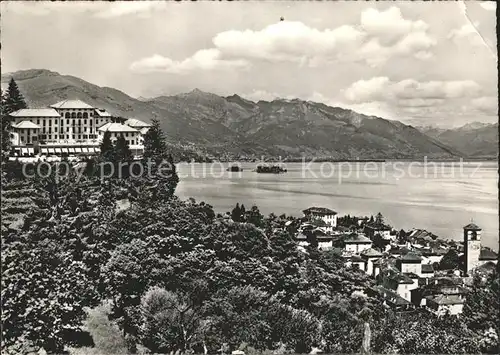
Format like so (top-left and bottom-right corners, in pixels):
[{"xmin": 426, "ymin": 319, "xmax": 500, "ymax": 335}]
[
  {"xmin": 426, "ymin": 294, "xmax": 464, "ymax": 305},
  {"xmin": 374, "ymin": 286, "xmax": 411, "ymax": 305},
  {"xmin": 361, "ymin": 248, "xmax": 384, "ymax": 257},
  {"xmin": 400, "ymin": 251, "xmax": 423, "ymax": 262},
  {"xmin": 386, "ymin": 270, "xmax": 415, "ymax": 285},
  {"xmin": 344, "ymin": 233, "xmax": 372, "ymax": 244},
  {"xmin": 422, "ymin": 264, "xmax": 435, "ymax": 273},
  {"xmin": 479, "ymin": 248, "xmax": 498, "ymax": 261}
]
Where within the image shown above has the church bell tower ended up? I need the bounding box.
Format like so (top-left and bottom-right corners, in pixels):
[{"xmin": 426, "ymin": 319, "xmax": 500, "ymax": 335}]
[{"xmin": 463, "ymin": 221, "xmax": 482, "ymax": 275}]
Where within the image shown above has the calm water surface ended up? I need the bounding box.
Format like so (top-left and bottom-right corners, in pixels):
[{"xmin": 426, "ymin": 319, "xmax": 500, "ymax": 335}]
[{"xmin": 176, "ymin": 161, "xmax": 498, "ymax": 250}]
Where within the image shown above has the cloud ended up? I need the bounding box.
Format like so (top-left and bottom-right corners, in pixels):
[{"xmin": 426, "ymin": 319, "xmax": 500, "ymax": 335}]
[
  {"xmin": 360, "ymin": 7, "xmax": 428, "ymax": 45},
  {"xmin": 242, "ymin": 90, "xmax": 282, "ymax": 102},
  {"xmin": 448, "ymin": 23, "xmax": 485, "ymax": 46},
  {"xmin": 213, "ymin": 21, "xmax": 365, "ymax": 63},
  {"xmin": 1, "ymin": 2, "xmax": 96, "ymax": 16},
  {"xmin": 93, "ymin": 2, "xmax": 160, "ymax": 18},
  {"xmin": 345, "ymin": 77, "xmax": 390, "ymax": 102},
  {"xmin": 131, "ymin": 6, "xmax": 436, "ymax": 73},
  {"xmin": 396, "ymin": 98, "xmax": 445, "ymax": 107},
  {"xmin": 130, "ymin": 50, "xmax": 250, "ymax": 74},
  {"xmin": 212, "ymin": 8, "xmax": 435, "ymax": 66},
  {"xmin": 480, "ymin": 2, "xmax": 496, "ymax": 11},
  {"xmin": 471, "ymin": 96, "xmax": 497, "ymax": 115},
  {"xmin": 345, "ymin": 77, "xmax": 482, "ymax": 104}
]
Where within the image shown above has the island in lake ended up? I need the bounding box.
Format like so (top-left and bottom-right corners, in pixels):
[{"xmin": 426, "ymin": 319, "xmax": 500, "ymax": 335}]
[
  {"xmin": 255, "ymin": 165, "xmax": 287, "ymax": 174},
  {"xmin": 226, "ymin": 165, "xmax": 243, "ymax": 172}
]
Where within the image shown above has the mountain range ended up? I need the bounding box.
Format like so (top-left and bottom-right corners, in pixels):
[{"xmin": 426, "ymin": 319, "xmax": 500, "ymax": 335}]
[
  {"xmin": 1, "ymin": 69, "xmax": 497, "ymax": 160},
  {"xmin": 417, "ymin": 122, "xmax": 498, "ymax": 159}
]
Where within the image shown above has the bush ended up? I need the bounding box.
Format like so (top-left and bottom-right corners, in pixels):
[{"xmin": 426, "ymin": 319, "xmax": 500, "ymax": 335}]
[{"xmin": 84, "ymin": 302, "xmax": 128, "ymax": 354}]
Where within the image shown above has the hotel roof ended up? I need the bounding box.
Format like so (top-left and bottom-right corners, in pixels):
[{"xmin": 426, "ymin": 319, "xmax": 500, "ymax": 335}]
[
  {"xmin": 95, "ymin": 109, "xmax": 112, "ymax": 117},
  {"xmin": 124, "ymin": 118, "xmax": 151, "ymax": 128},
  {"xmin": 12, "ymin": 121, "xmax": 41, "ymax": 129},
  {"xmin": 98, "ymin": 123, "xmax": 139, "ymax": 133},
  {"xmin": 303, "ymin": 207, "xmax": 337, "ymax": 215},
  {"xmin": 10, "ymin": 108, "xmax": 60, "ymax": 117},
  {"xmin": 50, "ymin": 99, "xmax": 94, "ymax": 109}
]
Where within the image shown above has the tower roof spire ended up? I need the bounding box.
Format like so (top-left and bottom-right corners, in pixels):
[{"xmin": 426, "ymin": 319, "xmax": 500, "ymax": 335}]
[{"xmin": 464, "ymin": 220, "xmax": 481, "ymax": 230}]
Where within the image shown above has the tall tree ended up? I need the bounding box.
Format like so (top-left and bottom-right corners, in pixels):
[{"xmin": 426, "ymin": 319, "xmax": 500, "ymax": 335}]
[
  {"xmin": 114, "ymin": 135, "xmax": 132, "ymax": 162},
  {"xmin": 139, "ymin": 287, "xmax": 208, "ymax": 354},
  {"xmin": 3, "ymin": 78, "xmax": 27, "ymax": 115},
  {"xmin": 139, "ymin": 118, "xmax": 178, "ymax": 199},
  {"xmin": 438, "ymin": 249, "xmax": 462, "ymax": 271},
  {"xmin": 375, "ymin": 212, "xmax": 384, "ymax": 225},
  {"xmin": 143, "ymin": 118, "xmax": 167, "ymax": 162},
  {"xmin": 240, "ymin": 204, "xmax": 246, "ymax": 220},
  {"xmin": 231, "ymin": 203, "xmax": 242, "ymax": 222},
  {"xmin": 246, "ymin": 205, "xmax": 264, "ymax": 227},
  {"xmin": 1, "ymin": 90, "xmax": 12, "ymax": 162},
  {"xmin": 99, "ymin": 131, "xmax": 114, "ymax": 162}
]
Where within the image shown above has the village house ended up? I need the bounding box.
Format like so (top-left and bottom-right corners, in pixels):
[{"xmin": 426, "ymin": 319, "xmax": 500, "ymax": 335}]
[
  {"xmin": 407, "ymin": 229, "xmax": 439, "ymax": 246},
  {"xmin": 372, "ymin": 286, "xmax": 413, "ymax": 312},
  {"xmin": 357, "ymin": 216, "xmax": 370, "ymax": 227},
  {"xmin": 302, "ymin": 207, "xmax": 337, "ymax": 232},
  {"xmin": 396, "ymin": 251, "xmax": 423, "ymax": 276},
  {"xmin": 295, "ymin": 227, "xmax": 333, "ymax": 250},
  {"xmin": 426, "ymin": 294, "xmax": 464, "ymax": 316},
  {"xmin": 421, "ymin": 263, "xmax": 435, "ymax": 278},
  {"xmin": 382, "ymin": 269, "xmax": 419, "ymax": 302},
  {"xmin": 477, "ymin": 248, "xmax": 498, "ymax": 268},
  {"xmin": 346, "ymin": 255, "xmax": 366, "ymax": 270},
  {"xmin": 372, "ymin": 258, "xmax": 384, "ymax": 278},
  {"xmin": 343, "ymin": 233, "xmax": 373, "ymax": 254},
  {"xmin": 364, "ymin": 223, "xmax": 393, "ymax": 240},
  {"xmin": 411, "ymin": 277, "xmax": 467, "ymax": 316},
  {"xmin": 360, "ymin": 248, "xmax": 384, "ymax": 276},
  {"xmin": 419, "ymin": 247, "xmax": 448, "ymax": 265}
]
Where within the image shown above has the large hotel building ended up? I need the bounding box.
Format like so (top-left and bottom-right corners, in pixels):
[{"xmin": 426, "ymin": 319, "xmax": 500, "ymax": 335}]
[{"xmin": 8, "ymin": 99, "xmax": 151, "ymax": 158}]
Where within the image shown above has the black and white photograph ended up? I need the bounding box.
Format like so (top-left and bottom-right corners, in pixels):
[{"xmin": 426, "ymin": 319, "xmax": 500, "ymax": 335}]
[{"xmin": 1, "ymin": 1, "xmax": 498, "ymax": 354}]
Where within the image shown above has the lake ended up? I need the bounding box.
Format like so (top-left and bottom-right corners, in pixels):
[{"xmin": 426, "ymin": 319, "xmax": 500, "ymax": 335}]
[{"xmin": 176, "ymin": 161, "xmax": 499, "ymax": 251}]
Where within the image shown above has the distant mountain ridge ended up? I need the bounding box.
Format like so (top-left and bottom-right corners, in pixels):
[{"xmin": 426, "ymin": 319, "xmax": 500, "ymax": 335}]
[
  {"xmin": 418, "ymin": 122, "xmax": 498, "ymax": 158},
  {"xmin": 2, "ymin": 68, "xmax": 491, "ymax": 159}
]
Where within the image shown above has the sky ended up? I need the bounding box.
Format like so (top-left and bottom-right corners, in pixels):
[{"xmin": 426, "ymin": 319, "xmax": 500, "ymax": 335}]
[{"xmin": 1, "ymin": 1, "xmax": 498, "ymax": 128}]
